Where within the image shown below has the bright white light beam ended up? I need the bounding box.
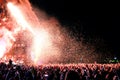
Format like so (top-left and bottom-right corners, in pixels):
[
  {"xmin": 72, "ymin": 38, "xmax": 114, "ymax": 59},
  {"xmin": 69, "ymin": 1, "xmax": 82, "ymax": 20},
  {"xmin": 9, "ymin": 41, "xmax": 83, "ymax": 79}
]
[{"xmin": 7, "ymin": 2, "xmax": 34, "ymax": 34}]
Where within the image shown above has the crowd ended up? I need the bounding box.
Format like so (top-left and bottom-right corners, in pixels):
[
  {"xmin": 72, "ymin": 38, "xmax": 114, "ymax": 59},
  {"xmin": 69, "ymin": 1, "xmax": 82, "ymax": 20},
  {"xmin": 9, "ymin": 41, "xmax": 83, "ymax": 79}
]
[{"xmin": 0, "ymin": 60, "xmax": 120, "ymax": 80}]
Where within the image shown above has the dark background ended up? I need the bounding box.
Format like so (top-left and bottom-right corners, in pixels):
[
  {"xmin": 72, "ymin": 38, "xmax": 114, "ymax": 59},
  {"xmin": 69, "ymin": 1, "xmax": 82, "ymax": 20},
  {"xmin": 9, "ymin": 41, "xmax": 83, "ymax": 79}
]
[{"xmin": 30, "ymin": 0, "xmax": 120, "ymax": 58}]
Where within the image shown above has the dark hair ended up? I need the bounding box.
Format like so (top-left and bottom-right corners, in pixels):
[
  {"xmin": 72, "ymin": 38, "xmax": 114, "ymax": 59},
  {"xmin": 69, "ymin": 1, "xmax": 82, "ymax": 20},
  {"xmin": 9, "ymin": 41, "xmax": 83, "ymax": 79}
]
[{"xmin": 65, "ymin": 70, "xmax": 80, "ymax": 80}]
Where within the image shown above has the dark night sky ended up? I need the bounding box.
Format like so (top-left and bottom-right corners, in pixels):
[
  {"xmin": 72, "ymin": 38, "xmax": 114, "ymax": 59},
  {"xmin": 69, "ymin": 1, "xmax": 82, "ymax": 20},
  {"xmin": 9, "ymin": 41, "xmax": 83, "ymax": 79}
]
[{"xmin": 30, "ymin": 0, "xmax": 120, "ymax": 55}]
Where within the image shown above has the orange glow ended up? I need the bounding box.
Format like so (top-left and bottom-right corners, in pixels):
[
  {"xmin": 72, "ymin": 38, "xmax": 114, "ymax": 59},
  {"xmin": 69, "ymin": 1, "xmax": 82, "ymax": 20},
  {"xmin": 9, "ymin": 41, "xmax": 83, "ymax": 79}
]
[
  {"xmin": 6, "ymin": 2, "xmax": 62, "ymax": 65},
  {"xmin": 0, "ymin": 0, "xmax": 4, "ymax": 3},
  {"xmin": 0, "ymin": 0, "xmax": 96, "ymax": 65}
]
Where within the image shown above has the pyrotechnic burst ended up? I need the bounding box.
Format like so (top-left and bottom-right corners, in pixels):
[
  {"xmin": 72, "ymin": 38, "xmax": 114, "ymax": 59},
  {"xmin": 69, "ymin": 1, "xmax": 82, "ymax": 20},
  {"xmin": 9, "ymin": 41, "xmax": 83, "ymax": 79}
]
[
  {"xmin": 1, "ymin": 0, "xmax": 62, "ymax": 64},
  {"xmin": 0, "ymin": 0, "xmax": 99, "ymax": 65}
]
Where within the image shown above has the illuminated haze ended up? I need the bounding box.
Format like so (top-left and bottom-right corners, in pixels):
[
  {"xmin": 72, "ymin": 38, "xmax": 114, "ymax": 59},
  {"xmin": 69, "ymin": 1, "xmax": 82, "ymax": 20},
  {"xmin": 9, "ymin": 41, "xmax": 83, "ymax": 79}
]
[{"xmin": 0, "ymin": 0, "xmax": 98, "ymax": 65}]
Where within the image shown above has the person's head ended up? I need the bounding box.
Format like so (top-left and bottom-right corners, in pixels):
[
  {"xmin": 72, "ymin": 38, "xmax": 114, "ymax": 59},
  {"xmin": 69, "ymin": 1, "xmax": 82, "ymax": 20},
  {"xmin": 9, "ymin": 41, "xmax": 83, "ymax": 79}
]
[
  {"xmin": 65, "ymin": 70, "xmax": 80, "ymax": 80},
  {"xmin": 113, "ymin": 75, "xmax": 119, "ymax": 80}
]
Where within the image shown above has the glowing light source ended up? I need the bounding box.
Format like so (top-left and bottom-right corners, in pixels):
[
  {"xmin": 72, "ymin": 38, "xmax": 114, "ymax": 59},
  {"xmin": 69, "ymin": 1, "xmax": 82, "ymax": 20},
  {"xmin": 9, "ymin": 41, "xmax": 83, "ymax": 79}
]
[
  {"xmin": 31, "ymin": 29, "xmax": 53, "ymax": 64},
  {"xmin": 0, "ymin": 27, "xmax": 15, "ymax": 58},
  {"xmin": 0, "ymin": 38, "xmax": 6, "ymax": 58},
  {"xmin": 0, "ymin": 0, "xmax": 97, "ymax": 65},
  {"xmin": 7, "ymin": 2, "xmax": 34, "ymax": 34}
]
